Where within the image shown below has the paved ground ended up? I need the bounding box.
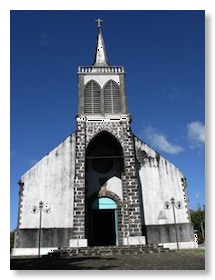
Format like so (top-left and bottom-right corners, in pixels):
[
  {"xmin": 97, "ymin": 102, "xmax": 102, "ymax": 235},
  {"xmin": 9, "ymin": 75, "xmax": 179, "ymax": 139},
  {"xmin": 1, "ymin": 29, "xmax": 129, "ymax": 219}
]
[{"xmin": 11, "ymin": 250, "xmax": 205, "ymax": 270}]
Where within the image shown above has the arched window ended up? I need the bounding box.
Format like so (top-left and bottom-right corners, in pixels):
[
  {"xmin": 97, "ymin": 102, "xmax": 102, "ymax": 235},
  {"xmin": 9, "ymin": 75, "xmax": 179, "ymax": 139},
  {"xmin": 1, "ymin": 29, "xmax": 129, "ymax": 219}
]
[
  {"xmin": 104, "ymin": 80, "xmax": 121, "ymax": 114},
  {"xmin": 84, "ymin": 80, "xmax": 101, "ymax": 114},
  {"xmin": 86, "ymin": 131, "xmax": 124, "ymax": 175}
]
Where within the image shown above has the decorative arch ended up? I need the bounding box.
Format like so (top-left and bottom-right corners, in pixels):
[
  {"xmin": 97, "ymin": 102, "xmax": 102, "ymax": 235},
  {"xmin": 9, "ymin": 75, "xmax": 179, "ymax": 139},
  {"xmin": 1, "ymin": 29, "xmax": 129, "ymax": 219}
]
[
  {"xmin": 84, "ymin": 80, "xmax": 101, "ymax": 114},
  {"xmin": 86, "ymin": 190, "xmax": 123, "ymax": 210},
  {"xmin": 86, "ymin": 130, "xmax": 123, "ymax": 151},
  {"xmin": 86, "ymin": 126, "xmax": 124, "ymax": 147},
  {"xmin": 104, "ymin": 80, "xmax": 121, "ymax": 114}
]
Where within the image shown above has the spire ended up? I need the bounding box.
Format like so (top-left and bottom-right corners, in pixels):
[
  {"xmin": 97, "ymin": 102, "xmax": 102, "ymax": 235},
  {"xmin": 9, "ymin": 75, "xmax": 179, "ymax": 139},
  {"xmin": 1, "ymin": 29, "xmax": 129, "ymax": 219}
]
[{"xmin": 93, "ymin": 18, "xmax": 109, "ymax": 67}]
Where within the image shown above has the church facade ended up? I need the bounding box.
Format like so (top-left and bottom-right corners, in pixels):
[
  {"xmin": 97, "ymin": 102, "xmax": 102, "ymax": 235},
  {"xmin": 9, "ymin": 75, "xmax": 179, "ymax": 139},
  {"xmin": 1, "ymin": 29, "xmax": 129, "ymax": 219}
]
[{"xmin": 12, "ymin": 20, "xmax": 196, "ymax": 256}]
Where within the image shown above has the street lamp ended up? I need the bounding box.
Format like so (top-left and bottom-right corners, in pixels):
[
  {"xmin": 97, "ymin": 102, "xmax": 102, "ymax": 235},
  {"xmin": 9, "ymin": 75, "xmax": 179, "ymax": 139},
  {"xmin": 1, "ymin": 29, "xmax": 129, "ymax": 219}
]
[
  {"xmin": 164, "ymin": 197, "xmax": 182, "ymax": 251},
  {"xmin": 31, "ymin": 201, "xmax": 51, "ymax": 257}
]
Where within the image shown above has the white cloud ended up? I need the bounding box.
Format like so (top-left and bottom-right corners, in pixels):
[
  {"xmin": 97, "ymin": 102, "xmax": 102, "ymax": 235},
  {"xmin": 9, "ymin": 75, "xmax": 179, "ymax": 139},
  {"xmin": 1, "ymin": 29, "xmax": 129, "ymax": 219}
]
[
  {"xmin": 143, "ymin": 127, "xmax": 184, "ymax": 155},
  {"xmin": 195, "ymin": 192, "xmax": 201, "ymax": 199},
  {"xmin": 187, "ymin": 121, "xmax": 205, "ymax": 148},
  {"xmin": 39, "ymin": 32, "xmax": 51, "ymax": 47},
  {"xmin": 162, "ymin": 86, "xmax": 185, "ymax": 99}
]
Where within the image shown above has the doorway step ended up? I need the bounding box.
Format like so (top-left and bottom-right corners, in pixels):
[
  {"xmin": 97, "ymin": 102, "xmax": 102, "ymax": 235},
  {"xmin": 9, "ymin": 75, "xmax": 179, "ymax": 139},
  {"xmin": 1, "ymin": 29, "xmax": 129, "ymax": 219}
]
[{"xmin": 46, "ymin": 245, "xmax": 171, "ymax": 258}]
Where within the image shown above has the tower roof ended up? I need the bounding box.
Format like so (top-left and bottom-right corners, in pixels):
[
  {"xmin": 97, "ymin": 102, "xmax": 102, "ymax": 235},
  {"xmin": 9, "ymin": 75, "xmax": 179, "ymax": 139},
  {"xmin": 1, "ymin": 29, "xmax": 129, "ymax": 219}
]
[{"xmin": 93, "ymin": 18, "xmax": 109, "ymax": 67}]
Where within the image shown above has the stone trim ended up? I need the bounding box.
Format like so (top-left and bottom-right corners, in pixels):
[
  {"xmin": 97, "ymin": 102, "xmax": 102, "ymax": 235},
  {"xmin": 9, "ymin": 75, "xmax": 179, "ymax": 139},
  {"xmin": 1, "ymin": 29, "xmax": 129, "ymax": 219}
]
[
  {"xmin": 181, "ymin": 177, "xmax": 191, "ymax": 222},
  {"xmin": 78, "ymin": 66, "xmax": 125, "ymax": 74},
  {"xmin": 73, "ymin": 124, "xmax": 86, "ymax": 239},
  {"xmin": 17, "ymin": 181, "xmax": 24, "ymax": 228}
]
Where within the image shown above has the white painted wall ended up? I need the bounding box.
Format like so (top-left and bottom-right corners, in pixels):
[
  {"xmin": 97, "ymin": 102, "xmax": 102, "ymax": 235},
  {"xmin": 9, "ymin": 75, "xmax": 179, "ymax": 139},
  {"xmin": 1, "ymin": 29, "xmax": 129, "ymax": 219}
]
[
  {"xmin": 135, "ymin": 137, "xmax": 190, "ymax": 226},
  {"xmin": 19, "ymin": 134, "xmax": 76, "ymax": 229}
]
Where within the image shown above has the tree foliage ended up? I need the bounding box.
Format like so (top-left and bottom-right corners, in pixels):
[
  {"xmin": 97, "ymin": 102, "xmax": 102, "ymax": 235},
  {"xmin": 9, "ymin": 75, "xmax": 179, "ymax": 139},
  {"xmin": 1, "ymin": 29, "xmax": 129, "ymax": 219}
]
[{"xmin": 190, "ymin": 204, "xmax": 205, "ymax": 243}]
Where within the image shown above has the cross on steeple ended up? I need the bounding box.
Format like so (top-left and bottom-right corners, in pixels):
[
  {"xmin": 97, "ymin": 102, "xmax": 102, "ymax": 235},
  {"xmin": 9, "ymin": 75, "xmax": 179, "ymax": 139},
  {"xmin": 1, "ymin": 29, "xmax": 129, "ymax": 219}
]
[
  {"xmin": 96, "ymin": 18, "xmax": 103, "ymax": 28},
  {"xmin": 93, "ymin": 17, "xmax": 108, "ymax": 66}
]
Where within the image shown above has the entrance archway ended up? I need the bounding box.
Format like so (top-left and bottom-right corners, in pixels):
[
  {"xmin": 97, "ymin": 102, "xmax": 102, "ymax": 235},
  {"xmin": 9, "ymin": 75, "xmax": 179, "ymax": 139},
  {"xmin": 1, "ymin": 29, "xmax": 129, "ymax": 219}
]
[{"xmin": 91, "ymin": 197, "xmax": 118, "ymax": 246}]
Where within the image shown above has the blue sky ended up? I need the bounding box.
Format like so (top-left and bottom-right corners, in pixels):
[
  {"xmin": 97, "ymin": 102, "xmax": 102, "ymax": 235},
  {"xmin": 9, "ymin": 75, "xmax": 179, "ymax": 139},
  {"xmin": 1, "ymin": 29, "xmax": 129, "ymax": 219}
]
[{"xmin": 10, "ymin": 10, "xmax": 205, "ymax": 231}]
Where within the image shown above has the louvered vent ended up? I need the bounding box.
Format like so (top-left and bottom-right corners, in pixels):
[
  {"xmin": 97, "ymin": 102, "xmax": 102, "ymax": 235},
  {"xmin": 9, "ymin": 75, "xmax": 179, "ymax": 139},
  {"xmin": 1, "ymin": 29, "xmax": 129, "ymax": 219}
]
[
  {"xmin": 104, "ymin": 80, "xmax": 121, "ymax": 114},
  {"xmin": 84, "ymin": 81, "xmax": 101, "ymax": 114}
]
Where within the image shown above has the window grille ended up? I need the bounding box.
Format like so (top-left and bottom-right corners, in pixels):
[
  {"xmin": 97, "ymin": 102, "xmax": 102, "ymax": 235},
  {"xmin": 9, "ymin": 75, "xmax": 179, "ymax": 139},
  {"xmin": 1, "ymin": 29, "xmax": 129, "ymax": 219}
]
[
  {"xmin": 84, "ymin": 81, "xmax": 101, "ymax": 114},
  {"xmin": 104, "ymin": 80, "xmax": 121, "ymax": 114}
]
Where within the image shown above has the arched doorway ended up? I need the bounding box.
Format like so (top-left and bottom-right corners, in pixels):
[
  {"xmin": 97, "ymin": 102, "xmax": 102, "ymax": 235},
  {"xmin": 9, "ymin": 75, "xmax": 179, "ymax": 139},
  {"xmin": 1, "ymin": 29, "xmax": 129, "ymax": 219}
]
[
  {"xmin": 91, "ymin": 197, "xmax": 118, "ymax": 246},
  {"xmin": 85, "ymin": 132, "xmax": 124, "ymax": 246}
]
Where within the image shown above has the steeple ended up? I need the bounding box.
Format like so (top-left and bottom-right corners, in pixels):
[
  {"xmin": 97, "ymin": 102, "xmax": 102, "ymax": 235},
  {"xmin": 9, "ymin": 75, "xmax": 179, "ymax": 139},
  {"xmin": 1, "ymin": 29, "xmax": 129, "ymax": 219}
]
[
  {"xmin": 93, "ymin": 18, "xmax": 109, "ymax": 67},
  {"xmin": 77, "ymin": 19, "xmax": 127, "ymax": 117}
]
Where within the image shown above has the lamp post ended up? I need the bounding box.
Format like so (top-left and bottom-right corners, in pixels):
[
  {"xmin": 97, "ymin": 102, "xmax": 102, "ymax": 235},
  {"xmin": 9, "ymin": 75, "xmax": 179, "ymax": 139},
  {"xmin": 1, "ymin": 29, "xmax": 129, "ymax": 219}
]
[
  {"xmin": 38, "ymin": 201, "xmax": 43, "ymax": 258},
  {"xmin": 31, "ymin": 201, "xmax": 51, "ymax": 257},
  {"xmin": 164, "ymin": 197, "xmax": 182, "ymax": 251}
]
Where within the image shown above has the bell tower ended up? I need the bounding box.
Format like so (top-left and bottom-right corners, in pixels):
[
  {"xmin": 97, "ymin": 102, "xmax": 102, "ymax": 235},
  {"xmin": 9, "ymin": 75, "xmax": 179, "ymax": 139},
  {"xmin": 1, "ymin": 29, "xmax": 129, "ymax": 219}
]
[{"xmin": 73, "ymin": 19, "xmax": 144, "ymax": 246}]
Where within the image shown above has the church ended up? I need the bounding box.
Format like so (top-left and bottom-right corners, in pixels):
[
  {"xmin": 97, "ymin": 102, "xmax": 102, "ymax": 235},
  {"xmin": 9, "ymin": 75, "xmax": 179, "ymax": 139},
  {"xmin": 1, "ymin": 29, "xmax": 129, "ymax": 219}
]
[{"xmin": 12, "ymin": 19, "xmax": 196, "ymax": 256}]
